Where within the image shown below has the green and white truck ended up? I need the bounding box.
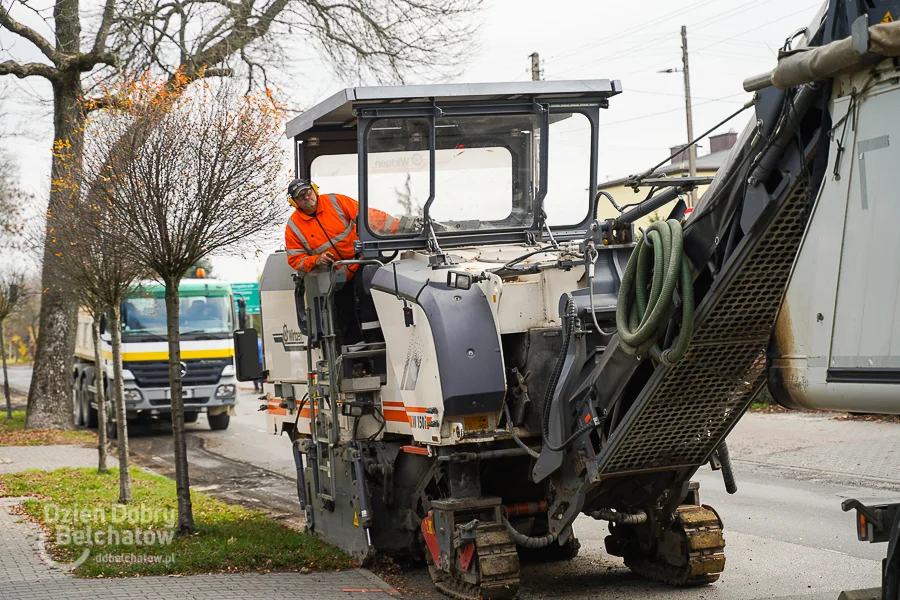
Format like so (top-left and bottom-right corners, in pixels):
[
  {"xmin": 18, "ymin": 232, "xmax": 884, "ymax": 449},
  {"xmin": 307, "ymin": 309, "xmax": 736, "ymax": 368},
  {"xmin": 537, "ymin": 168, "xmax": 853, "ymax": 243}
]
[{"xmin": 72, "ymin": 278, "xmax": 239, "ymax": 434}]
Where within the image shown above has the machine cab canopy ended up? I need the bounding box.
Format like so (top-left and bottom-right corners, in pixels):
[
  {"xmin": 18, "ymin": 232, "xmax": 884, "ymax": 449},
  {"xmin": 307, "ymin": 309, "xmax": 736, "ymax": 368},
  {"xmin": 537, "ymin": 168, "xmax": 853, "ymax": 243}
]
[{"xmin": 286, "ymin": 80, "xmax": 622, "ymax": 257}]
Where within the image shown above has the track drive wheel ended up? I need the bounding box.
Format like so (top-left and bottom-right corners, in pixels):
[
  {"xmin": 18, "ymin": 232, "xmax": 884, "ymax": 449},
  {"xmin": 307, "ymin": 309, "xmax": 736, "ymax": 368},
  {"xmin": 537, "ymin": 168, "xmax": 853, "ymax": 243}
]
[
  {"xmin": 427, "ymin": 522, "xmax": 520, "ymax": 600},
  {"xmin": 623, "ymin": 504, "xmax": 726, "ymax": 586}
]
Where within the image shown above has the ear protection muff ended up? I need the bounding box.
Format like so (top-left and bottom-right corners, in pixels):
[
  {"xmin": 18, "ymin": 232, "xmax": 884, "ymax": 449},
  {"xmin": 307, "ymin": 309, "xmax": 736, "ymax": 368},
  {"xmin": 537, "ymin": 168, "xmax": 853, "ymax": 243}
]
[{"xmin": 287, "ymin": 180, "xmax": 320, "ymax": 208}]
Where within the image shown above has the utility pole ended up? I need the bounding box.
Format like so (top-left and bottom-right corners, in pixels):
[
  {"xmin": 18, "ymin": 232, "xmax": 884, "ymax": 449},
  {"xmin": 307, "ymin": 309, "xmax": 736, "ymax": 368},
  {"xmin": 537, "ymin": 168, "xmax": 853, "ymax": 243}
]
[
  {"xmin": 530, "ymin": 52, "xmax": 541, "ymax": 81},
  {"xmin": 681, "ymin": 25, "xmax": 697, "ymax": 207}
]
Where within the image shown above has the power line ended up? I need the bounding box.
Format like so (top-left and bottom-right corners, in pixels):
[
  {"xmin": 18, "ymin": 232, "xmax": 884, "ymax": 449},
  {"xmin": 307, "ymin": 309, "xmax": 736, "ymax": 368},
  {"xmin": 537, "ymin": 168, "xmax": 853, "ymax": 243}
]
[
  {"xmin": 598, "ymin": 92, "xmax": 749, "ymax": 127},
  {"xmin": 553, "ymin": 0, "xmax": 780, "ymax": 78},
  {"xmin": 619, "ymin": 2, "xmax": 820, "ymax": 79},
  {"xmin": 546, "ymin": 0, "xmax": 721, "ymax": 62}
]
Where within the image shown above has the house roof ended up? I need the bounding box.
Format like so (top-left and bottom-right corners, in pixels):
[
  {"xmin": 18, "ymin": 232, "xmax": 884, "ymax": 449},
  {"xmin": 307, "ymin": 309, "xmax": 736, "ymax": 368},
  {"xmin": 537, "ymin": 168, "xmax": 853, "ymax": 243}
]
[{"xmin": 600, "ymin": 148, "xmax": 732, "ymax": 189}]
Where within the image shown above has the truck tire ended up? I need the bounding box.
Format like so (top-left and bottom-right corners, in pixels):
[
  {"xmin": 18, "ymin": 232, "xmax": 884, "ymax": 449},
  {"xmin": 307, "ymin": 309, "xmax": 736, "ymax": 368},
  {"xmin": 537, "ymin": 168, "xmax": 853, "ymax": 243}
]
[
  {"xmin": 184, "ymin": 411, "xmax": 199, "ymax": 424},
  {"xmin": 207, "ymin": 412, "xmax": 230, "ymax": 430},
  {"xmin": 106, "ymin": 411, "xmax": 117, "ymax": 440},
  {"xmin": 86, "ymin": 376, "xmax": 99, "ymax": 429},
  {"xmin": 72, "ymin": 375, "xmax": 84, "ymax": 427}
]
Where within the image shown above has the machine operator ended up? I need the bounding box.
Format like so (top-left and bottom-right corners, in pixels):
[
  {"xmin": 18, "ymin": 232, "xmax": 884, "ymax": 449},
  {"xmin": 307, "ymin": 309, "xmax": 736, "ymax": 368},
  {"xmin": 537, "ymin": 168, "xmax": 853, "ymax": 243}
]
[{"xmin": 284, "ymin": 178, "xmax": 399, "ymax": 344}]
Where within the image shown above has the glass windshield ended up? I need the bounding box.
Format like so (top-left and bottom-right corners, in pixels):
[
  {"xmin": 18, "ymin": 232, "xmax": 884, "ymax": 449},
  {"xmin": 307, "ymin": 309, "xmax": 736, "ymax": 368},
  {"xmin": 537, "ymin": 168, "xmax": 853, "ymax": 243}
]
[
  {"xmin": 543, "ymin": 112, "xmax": 593, "ymax": 227},
  {"xmin": 364, "ymin": 114, "xmax": 537, "ymax": 236},
  {"xmin": 121, "ymin": 295, "xmax": 233, "ymax": 338},
  {"xmin": 365, "ymin": 118, "xmax": 431, "ymax": 236}
]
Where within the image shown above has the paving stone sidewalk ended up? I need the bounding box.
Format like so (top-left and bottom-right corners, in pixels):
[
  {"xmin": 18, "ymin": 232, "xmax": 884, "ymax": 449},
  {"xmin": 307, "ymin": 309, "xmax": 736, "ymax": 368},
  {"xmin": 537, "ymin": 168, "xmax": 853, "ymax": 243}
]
[{"xmin": 0, "ymin": 445, "xmax": 399, "ymax": 599}]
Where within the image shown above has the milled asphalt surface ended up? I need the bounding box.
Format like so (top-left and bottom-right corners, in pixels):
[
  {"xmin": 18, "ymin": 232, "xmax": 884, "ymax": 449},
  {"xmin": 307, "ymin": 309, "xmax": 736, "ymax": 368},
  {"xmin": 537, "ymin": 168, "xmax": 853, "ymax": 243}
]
[
  {"xmin": 124, "ymin": 389, "xmax": 898, "ymax": 600},
  {"xmin": 9, "ymin": 370, "xmax": 899, "ymax": 599}
]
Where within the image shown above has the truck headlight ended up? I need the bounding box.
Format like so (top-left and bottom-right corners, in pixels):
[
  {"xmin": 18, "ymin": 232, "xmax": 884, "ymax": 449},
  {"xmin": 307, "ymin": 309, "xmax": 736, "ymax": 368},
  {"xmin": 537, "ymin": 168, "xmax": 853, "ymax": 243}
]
[
  {"xmin": 122, "ymin": 369, "xmax": 136, "ymax": 381},
  {"xmin": 215, "ymin": 384, "xmax": 236, "ymax": 399},
  {"xmin": 124, "ymin": 389, "xmax": 142, "ymax": 403},
  {"xmin": 221, "ymin": 364, "xmax": 235, "ymax": 377}
]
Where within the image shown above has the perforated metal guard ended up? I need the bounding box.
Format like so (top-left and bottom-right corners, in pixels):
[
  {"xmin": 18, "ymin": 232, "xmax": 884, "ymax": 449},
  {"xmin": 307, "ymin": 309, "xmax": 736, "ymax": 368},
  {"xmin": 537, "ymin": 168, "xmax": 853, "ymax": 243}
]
[{"xmin": 596, "ymin": 180, "xmax": 810, "ymax": 477}]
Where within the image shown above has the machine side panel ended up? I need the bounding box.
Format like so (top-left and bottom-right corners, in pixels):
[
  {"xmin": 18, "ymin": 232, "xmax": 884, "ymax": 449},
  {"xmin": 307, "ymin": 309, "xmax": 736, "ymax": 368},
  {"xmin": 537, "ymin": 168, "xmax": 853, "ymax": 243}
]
[
  {"xmin": 259, "ymin": 253, "xmax": 309, "ymax": 383},
  {"xmin": 779, "ymin": 68, "xmax": 900, "ymax": 414},
  {"xmin": 371, "ymin": 265, "xmax": 506, "ymax": 418},
  {"xmin": 372, "ymin": 289, "xmax": 439, "ymax": 442},
  {"xmin": 831, "ymin": 83, "xmax": 900, "ymax": 375}
]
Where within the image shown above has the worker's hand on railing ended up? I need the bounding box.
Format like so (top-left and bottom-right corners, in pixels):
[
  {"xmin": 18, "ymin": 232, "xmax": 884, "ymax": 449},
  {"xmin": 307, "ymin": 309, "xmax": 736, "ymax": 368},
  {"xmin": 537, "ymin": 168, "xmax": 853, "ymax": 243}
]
[{"xmin": 315, "ymin": 252, "xmax": 336, "ymax": 267}]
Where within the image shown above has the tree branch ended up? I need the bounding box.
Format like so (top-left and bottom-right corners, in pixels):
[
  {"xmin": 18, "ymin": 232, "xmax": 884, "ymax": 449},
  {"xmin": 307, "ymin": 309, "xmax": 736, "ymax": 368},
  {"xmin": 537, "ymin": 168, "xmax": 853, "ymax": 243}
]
[
  {"xmin": 0, "ymin": 2, "xmax": 62, "ymax": 64},
  {"xmin": 0, "ymin": 60, "xmax": 57, "ymax": 80},
  {"xmin": 92, "ymin": 0, "xmax": 118, "ymax": 55},
  {"xmin": 188, "ymin": 0, "xmax": 289, "ymax": 77}
]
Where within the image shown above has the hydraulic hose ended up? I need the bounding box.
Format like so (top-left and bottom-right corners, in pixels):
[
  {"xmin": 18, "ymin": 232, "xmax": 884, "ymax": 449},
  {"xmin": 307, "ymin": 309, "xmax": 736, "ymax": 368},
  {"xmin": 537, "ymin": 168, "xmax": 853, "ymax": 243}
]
[
  {"xmin": 615, "ymin": 219, "xmax": 695, "ymax": 367},
  {"xmin": 503, "ymin": 517, "xmax": 558, "ymax": 549},
  {"xmin": 503, "ymin": 402, "xmax": 540, "ymax": 459},
  {"xmin": 540, "ymin": 300, "xmax": 593, "ymax": 452},
  {"xmin": 588, "ymin": 508, "xmax": 648, "ymax": 525},
  {"xmin": 717, "ymin": 440, "xmax": 738, "ymax": 494}
]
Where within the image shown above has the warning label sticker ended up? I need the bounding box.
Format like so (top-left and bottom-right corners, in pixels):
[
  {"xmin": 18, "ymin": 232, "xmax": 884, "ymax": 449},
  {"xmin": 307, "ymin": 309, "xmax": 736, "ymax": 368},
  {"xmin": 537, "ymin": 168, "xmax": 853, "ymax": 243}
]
[{"xmin": 882, "ymin": 10, "xmax": 894, "ymax": 23}]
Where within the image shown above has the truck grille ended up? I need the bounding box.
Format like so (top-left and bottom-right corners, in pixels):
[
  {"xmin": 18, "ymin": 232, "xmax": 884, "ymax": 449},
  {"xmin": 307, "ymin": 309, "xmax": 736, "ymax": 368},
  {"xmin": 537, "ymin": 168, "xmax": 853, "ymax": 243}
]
[{"xmin": 124, "ymin": 358, "xmax": 230, "ymax": 388}]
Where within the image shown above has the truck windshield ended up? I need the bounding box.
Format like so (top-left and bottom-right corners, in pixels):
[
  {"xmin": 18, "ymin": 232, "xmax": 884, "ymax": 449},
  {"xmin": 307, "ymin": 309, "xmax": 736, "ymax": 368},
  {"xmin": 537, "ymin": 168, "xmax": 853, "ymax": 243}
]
[{"xmin": 121, "ymin": 295, "xmax": 233, "ymax": 338}]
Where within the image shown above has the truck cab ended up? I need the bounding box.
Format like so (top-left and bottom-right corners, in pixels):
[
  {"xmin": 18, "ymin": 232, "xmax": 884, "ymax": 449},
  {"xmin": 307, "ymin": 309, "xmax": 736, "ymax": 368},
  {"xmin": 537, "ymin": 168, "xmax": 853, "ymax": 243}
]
[{"xmin": 73, "ymin": 278, "xmax": 238, "ymax": 433}]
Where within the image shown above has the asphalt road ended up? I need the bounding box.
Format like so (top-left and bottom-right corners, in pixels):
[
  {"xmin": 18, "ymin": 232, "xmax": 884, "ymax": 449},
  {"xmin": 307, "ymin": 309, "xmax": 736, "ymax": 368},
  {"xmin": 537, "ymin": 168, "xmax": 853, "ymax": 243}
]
[
  {"xmin": 123, "ymin": 388, "xmax": 897, "ymax": 599},
  {"xmin": 1, "ymin": 364, "xmax": 32, "ymax": 398}
]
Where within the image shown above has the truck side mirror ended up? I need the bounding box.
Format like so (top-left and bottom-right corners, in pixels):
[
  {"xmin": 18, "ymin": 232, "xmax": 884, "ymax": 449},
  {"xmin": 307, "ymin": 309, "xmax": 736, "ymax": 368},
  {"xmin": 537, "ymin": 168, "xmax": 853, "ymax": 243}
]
[
  {"xmin": 99, "ymin": 314, "xmax": 108, "ymax": 335},
  {"xmin": 233, "ymin": 328, "xmax": 263, "ymax": 382}
]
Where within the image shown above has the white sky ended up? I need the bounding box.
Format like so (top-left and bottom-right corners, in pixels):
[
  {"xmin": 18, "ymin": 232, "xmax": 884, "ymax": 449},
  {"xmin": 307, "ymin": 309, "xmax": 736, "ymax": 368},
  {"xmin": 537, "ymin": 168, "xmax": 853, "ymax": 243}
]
[{"xmin": 0, "ymin": 0, "xmax": 824, "ymax": 282}]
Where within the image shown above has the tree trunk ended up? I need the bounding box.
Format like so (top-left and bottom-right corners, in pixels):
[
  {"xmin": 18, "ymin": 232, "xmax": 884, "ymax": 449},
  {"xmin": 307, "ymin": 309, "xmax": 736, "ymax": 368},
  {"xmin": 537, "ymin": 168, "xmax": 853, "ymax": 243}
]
[
  {"xmin": 1, "ymin": 321, "xmax": 11, "ymax": 420},
  {"xmin": 25, "ymin": 75, "xmax": 85, "ymax": 431},
  {"xmin": 109, "ymin": 304, "xmax": 132, "ymax": 503},
  {"xmin": 165, "ymin": 280, "xmax": 194, "ymax": 532},
  {"xmin": 93, "ymin": 317, "xmax": 107, "ymax": 472}
]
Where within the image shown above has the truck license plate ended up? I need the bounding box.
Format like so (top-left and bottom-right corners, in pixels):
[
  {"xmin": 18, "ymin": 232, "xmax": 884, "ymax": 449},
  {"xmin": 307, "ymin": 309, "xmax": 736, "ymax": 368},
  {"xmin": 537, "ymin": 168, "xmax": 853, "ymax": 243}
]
[{"xmin": 165, "ymin": 388, "xmax": 194, "ymax": 399}]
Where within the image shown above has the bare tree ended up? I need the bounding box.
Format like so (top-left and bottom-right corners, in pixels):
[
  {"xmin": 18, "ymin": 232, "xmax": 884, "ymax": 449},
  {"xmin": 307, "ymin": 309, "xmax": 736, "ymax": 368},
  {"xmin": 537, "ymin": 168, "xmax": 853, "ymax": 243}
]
[
  {"xmin": 48, "ymin": 109, "xmax": 148, "ymax": 491},
  {"xmin": 1, "ymin": 0, "xmax": 481, "ymax": 431},
  {"xmin": 0, "ymin": 271, "xmax": 25, "ymax": 419},
  {"xmin": 92, "ymin": 77, "xmax": 284, "ymax": 531},
  {"xmin": 0, "ymin": 149, "xmax": 25, "ymax": 247}
]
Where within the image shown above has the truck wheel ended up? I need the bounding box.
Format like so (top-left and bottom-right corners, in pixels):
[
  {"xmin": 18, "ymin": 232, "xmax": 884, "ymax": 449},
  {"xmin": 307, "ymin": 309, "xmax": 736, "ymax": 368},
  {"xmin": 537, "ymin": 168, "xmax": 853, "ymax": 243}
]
[
  {"xmin": 106, "ymin": 409, "xmax": 118, "ymax": 440},
  {"xmin": 208, "ymin": 412, "xmax": 230, "ymax": 430},
  {"xmin": 72, "ymin": 377, "xmax": 84, "ymax": 427},
  {"xmin": 86, "ymin": 377, "xmax": 99, "ymax": 428},
  {"xmin": 184, "ymin": 411, "xmax": 199, "ymax": 424}
]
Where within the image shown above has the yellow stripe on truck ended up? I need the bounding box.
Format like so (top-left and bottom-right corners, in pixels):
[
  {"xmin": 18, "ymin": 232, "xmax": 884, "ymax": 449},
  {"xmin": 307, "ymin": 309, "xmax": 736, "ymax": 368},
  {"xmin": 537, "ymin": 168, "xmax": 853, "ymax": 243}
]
[{"xmin": 100, "ymin": 348, "xmax": 234, "ymax": 361}]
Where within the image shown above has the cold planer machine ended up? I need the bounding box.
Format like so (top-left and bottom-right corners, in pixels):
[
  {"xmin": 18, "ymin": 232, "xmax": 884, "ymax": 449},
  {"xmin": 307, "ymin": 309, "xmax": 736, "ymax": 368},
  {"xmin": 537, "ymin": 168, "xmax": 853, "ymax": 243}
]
[{"xmin": 229, "ymin": 24, "xmax": 861, "ymax": 593}]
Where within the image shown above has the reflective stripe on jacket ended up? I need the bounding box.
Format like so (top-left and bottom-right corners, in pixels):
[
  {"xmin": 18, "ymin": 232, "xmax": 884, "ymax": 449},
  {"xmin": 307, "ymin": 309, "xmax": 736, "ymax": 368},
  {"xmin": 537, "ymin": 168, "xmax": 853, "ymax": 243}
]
[{"xmin": 284, "ymin": 193, "xmax": 398, "ymax": 278}]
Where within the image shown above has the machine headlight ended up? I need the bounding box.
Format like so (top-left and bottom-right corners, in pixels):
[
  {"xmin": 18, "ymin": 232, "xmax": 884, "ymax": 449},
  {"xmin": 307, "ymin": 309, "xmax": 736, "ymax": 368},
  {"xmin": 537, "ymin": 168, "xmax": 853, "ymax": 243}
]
[
  {"xmin": 215, "ymin": 384, "xmax": 236, "ymax": 399},
  {"xmin": 124, "ymin": 389, "xmax": 142, "ymax": 403},
  {"xmin": 221, "ymin": 364, "xmax": 235, "ymax": 377}
]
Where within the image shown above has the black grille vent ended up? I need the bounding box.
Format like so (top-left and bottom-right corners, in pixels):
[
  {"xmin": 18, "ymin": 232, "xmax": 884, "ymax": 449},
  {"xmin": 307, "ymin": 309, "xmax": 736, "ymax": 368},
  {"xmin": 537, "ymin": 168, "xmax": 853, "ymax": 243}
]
[{"xmin": 125, "ymin": 358, "xmax": 230, "ymax": 388}]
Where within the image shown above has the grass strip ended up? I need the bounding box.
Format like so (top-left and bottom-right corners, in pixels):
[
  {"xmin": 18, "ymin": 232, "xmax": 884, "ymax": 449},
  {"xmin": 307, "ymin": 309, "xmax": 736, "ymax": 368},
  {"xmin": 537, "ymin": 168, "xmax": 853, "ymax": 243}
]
[
  {"xmin": 1, "ymin": 466, "xmax": 351, "ymax": 577},
  {"xmin": 0, "ymin": 410, "xmax": 96, "ymax": 446}
]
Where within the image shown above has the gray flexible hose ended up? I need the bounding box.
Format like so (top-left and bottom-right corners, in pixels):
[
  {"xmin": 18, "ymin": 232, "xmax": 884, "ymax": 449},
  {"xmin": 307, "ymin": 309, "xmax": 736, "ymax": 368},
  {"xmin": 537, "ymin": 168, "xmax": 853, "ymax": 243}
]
[
  {"xmin": 503, "ymin": 402, "xmax": 540, "ymax": 459},
  {"xmin": 503, "ymin": 516, "xmax": 558, "ymax": 549},
  {"xmin": 588, "ymin": 508, "xmax": 648, "ymax": 525}
]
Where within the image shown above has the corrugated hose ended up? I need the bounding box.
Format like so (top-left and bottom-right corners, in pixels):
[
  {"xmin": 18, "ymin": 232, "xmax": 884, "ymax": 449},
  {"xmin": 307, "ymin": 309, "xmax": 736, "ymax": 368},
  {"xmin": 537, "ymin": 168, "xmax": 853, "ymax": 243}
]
[{"xmin": 615, "ymin": 219, "xmax": 695, "ymax": 367}]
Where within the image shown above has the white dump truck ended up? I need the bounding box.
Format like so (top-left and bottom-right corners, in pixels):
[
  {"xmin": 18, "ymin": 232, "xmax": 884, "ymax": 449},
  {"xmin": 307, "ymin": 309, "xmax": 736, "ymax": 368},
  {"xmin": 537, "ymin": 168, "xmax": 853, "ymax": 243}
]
[{"xmin": 72, "ymin": 278, "xmax": 239, "ymax": 434}]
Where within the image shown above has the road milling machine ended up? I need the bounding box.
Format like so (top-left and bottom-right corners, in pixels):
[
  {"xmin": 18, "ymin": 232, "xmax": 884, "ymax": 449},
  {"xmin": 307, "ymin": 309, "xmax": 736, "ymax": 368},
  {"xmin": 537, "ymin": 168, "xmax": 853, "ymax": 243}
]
[{"xmin": 233, "ymin": 2, "xmax": 900, "ymax": 595}]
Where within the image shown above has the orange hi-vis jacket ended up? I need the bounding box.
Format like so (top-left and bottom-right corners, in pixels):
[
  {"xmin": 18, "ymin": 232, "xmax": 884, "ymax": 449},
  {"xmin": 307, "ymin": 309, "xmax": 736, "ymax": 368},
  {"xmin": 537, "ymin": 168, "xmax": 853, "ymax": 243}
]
[{"xmin": 285, "ymin": 193, "xmax": 399, "ymax": 279}]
